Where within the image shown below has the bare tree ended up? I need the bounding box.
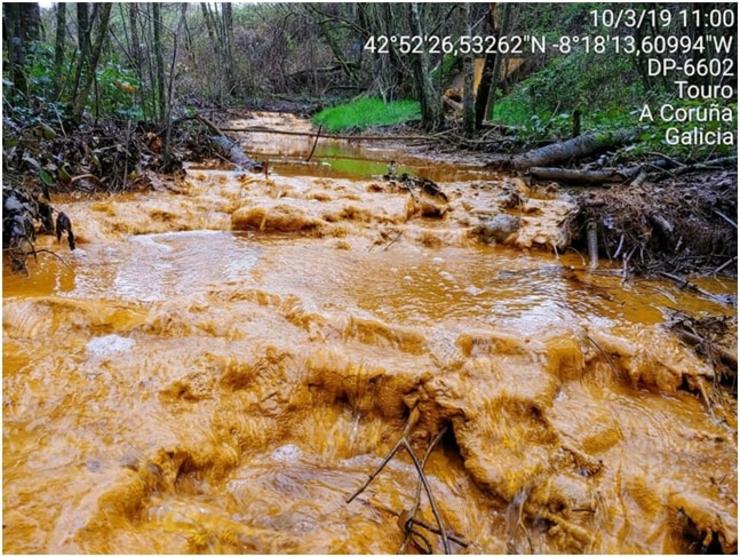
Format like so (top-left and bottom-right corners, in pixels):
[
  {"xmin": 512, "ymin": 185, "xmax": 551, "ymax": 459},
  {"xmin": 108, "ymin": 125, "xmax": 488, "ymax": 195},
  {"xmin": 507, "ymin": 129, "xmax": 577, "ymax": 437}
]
[
  {"xmin": 70, "ymin": 3, "xmax": 91, "ymax": 103},
  {"xmin": 52, "ymin": 2, "xmax": 66, "ymax": 100},
  {"xmin": 484, "ymin": 3, "xmax": 512, "ymax": 122},
  {"xmin": 127, "ymin": 4, "xmax": 147, "ymax": 118},
  {"xmin": 152, "ymin": 2, "xmax": 166, "ymax": 124},
  {"xmin": 71, "ymin": 3, "xmax": 112, "ymax": 123},
  {"xmin": 475, "ymin": 4, "xmax": 497, "ymax": 128},
  {"xmin": 222, "ymin": 2, "xmax": 235, "ymax": 93},
  {"xmin": 461, "ymin": 3, "xmax": 475, "ymax": 136},
  {"xmin": 407, "ymin": 3, "xmax": 442, "ymax": 130},
  {"xmin": 164, "ymin": 4, "xmax": 188, "ymax": 164}
]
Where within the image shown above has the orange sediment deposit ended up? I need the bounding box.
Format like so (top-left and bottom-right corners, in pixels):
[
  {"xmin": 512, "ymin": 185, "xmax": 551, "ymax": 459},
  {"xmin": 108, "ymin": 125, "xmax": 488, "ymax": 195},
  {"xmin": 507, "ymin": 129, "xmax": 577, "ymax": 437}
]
[{"xmin": 3, "ymin": 116, "xmax": 737, "ymax": 554}]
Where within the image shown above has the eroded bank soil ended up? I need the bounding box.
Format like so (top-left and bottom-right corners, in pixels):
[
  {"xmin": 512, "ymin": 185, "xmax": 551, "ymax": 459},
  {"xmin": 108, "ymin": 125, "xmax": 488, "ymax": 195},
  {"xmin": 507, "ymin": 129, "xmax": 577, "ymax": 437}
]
[{"xmin": 3, "ymin": 113, "xmax": 737, "ymax": 554}]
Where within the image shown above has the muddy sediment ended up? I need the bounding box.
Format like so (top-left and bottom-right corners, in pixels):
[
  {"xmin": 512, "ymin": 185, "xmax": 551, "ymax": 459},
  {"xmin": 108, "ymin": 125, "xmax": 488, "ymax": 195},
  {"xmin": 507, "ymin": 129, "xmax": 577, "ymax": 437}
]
[{"xmin": 3, "ymin": 114, "xmax": 737, "ymax": 554}]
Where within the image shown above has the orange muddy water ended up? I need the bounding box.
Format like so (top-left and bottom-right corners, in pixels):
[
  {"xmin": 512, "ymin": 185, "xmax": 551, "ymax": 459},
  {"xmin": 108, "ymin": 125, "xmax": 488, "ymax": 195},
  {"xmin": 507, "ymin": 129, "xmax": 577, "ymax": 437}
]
[{"xmin": 3, "ymin": 113, "xmax": 737, "ymax": 554}]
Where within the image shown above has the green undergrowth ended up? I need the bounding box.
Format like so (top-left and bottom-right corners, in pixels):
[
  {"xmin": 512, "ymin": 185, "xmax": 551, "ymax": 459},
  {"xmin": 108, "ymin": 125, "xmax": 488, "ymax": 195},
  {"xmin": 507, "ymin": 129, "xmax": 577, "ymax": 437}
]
[{"xmin": 313, "ymin": 97, "xmax": 420, "ymax": 132}]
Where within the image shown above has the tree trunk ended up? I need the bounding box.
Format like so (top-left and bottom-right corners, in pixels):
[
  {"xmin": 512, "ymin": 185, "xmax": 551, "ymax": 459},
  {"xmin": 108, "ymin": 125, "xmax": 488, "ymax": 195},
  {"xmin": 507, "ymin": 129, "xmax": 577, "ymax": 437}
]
[
  {"xmin": 71, "ymin": 3, "xmax": 112, "ymax": 124},
  {"xmin": 3, "ymin": 3, "xmax": 42, "ymax": 98},
  {"xmin": 163, "ymin": 5, "xmax": 188, "ymax": 166},
  {"xmin": 484, "ymin": 3, "xmax": 512, "ymax": 121},
  {"xmin": 210, "ymin": 135, "xmax": 263, "ymax": 171},
  {"xmin": 127, "ymin": 5, "xmax": 146, "ymax": 118},
  {"xmin": 200, "ymin": 2, "xmax": 224, "ymax": 103},
  {"xmin": 511, "ymin": 129, "xmax": 639, "ymax": 169},
  {"xmin": 461, "ymin": 3, "xmax": 475, "ymax": 136},
  {"xmin": 572, "ymin": 109, "xmax": 582, "ymax": 138},
  {"xmin": 319, "ymin": 20, "xmax": 357, "ymax": 84},
  {"xmin": 222, "ymin": 2, "xmax": 234, "ymax": 94},
  {"xmin": 381, "ymin": 4, "xmax": 405, "ymax": 96},
  {"xmin": 3, "ymin": 4, "xmax": 27, "ymax": 96},
  {"xmin": 21, "ymin": 3, "xmax": 40, "ymax": 41},
  {"xmin": 52, "ymin": 2, "xmax": 66, "ymax": 100},
  {"xmin": 70, "ymin": 3, "xmax": 91, "ymax": 103},
  {"xmin": 475, "ymin": 4, "xmax": 496, "ymax": 128},
  {"xmin": 152, "ymin": 3, "xmax": 166, "ymax": 125},
  {"xmin": 408, "ymin": 3, "xmax": 442, "ymax": 131}
]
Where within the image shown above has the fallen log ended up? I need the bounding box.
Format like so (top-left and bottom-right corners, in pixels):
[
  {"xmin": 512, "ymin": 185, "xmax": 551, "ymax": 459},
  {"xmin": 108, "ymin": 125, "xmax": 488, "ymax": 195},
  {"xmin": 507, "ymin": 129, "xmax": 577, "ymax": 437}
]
[
  {"xmin": 209, "ymin": 134, "xmax": 263, "ymax": 171},
  {"xmin": 527, "ymin": 166, "xmax": 640, "ymax": 185},
  {"xmin": 511, "ymin": 128, "xmax": 639, "ymax": 169},
  {"xmin": 172, "ymin": 114, "xmax": 263, "ymax": 171}
]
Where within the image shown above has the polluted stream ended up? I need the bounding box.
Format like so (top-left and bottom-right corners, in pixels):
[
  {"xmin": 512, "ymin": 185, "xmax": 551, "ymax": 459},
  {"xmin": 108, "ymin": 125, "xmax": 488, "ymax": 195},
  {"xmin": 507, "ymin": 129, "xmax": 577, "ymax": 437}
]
[{"xmin": 3, "ymin": 112, "xmax": 737, "ymax": 554}]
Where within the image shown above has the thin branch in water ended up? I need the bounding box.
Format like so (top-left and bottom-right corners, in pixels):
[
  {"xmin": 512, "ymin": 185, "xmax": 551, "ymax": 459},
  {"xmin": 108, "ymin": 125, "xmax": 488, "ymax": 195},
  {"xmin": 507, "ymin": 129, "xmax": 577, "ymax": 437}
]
[
  {"xmin": 398, "ymin": 426, "xmax": 448, "ymax": 553},
  {"xmin": 33, "ymin": 249, "xmax": 71, "ymax": 267},
  {"xmin": 346, "ymin": 407, "xmax": 419, "ymax": 504},
  {"xmin": 401, "ymin": 437, "xmax": 451, "ymax": 554},
  {"xmin": 346, "ymin": 407, "xmax": 452, "ymax": 554}
]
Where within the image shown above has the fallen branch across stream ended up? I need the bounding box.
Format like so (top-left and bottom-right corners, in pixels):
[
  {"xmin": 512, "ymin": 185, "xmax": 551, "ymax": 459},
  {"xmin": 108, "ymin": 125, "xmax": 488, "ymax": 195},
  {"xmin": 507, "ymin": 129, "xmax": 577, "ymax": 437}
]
[{"xmin": 218, "ymin": 126, "xmax": 442, "ymax": 142}]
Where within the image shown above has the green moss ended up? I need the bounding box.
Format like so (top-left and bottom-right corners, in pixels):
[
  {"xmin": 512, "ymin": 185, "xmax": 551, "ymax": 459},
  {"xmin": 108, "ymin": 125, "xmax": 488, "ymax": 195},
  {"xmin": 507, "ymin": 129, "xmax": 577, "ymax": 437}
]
[{"xmin": 313, "ymin": 97, "xmax": 420, "ymax": 132}]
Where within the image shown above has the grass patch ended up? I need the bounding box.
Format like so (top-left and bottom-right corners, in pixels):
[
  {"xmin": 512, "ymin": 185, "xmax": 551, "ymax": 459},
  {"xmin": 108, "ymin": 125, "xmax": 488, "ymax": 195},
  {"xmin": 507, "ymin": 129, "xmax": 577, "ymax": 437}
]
[{"xmin": 313, "ymin": 97, "xmax": 420, "ymax": 132}]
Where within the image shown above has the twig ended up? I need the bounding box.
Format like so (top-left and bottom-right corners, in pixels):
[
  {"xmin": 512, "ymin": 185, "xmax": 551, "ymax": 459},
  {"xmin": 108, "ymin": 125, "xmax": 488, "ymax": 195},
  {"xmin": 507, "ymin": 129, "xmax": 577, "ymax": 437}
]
[
  {"xmin": 53, "ymin": 104, "xmax": 67, "ymax": 137},
  {"xmin": 33, "ymin": 249, "xmax": 71, "ymax": 267},
  {"xmin": 353, "ymin": 496, "xmax": 469, "ymax": 550},
  {"xmin": 647, "ymin": 151, "xmax": 686, "ymax": 168},
  {"xmin": 658, "ymin": 271, "xmax": 734, "ymax": 306},
  {"xmin": 612, "ymin": 233, "xmax": 625, "ymax": 259},
  {"xmin": 346, "ymin": 436, "xmax": 406, "ymax": 505},
  {"xmin": 194, "ymin": 113, "xmax": 227, "ymax": 137},
  {"xmin": 409, "ymin": 517, "xmax": 469, "ymax": 548},
  {"xmin": 401, "ymin": 438, "xmax": 451, "ymax": 554},
  {"xmin": 346, "ymin": 408, "xmax": 452, "ymax": 554},
  {"xmin": 713, "ymin": 256, "xmax": 737, "ymax": 275},
  {"xmin": 346, "ymin": 407, "xmax": 420, "ymax": 505},
  {"xmin": 70, "ymin": 173, "xmax": 100, "ymax": 184},
  {"xmin": 565, "ymin": 247, "xmax": 587, "ymax": 267},
  {"xmin": 713, "ymin": 209, "xmax": 737, "ymax": 229},
  {"xmin": 383, "ymin": 231, "xmax": 403, "ymax": 252},
  {"xmin": 122, "ymin": 119, "xmax": 131, "ymax": 190},
  {"xmin": 398, "ymin": 427, "xmax": 448, "ymax": 553}
]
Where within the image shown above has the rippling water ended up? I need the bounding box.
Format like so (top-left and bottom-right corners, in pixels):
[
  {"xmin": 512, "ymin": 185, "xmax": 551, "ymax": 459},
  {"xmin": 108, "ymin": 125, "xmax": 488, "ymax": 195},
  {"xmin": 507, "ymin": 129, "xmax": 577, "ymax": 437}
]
[{"xmin": 3, "ymin": 113, "xmax": 736, "ymax": 554}]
